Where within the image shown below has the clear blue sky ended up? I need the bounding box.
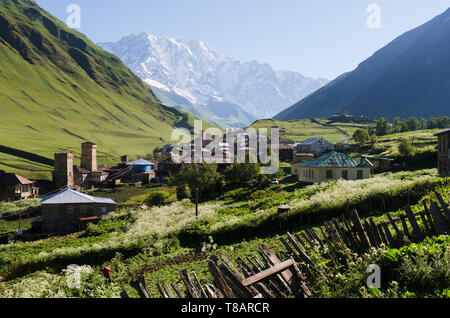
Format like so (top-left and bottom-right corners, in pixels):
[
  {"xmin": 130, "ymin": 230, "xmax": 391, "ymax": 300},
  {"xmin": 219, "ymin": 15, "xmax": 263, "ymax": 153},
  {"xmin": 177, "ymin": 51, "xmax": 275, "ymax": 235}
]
[{"xmin": 35, "ymin": 0, "xmax": 450, "ymax": 80}]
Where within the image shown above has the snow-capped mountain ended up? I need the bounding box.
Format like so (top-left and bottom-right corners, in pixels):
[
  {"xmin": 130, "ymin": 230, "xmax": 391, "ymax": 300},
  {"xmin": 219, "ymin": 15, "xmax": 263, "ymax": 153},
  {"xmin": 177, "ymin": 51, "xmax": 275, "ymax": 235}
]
[{"xmin": 98, "ymin": 33, "xmax": 328, "ymax": 127}]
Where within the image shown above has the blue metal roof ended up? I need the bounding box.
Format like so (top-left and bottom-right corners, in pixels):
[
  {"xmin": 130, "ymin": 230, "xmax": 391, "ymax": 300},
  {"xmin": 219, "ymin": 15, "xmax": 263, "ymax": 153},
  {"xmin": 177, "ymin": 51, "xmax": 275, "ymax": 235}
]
[
  {"xmin": 41, "ymin": 189, "xmax": 116, "ymax": 205},
  {"xmin": 127, "ymin": 158, "xmax": 154, "ymax": 166}
]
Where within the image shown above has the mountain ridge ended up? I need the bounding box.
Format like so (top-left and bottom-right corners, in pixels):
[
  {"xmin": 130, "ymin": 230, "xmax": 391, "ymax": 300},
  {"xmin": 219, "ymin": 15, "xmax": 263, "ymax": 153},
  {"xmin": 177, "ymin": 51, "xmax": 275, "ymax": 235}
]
[
  {"xmin": 274, "ymin": 7, "xmax": 450, "ymax": 121},
  {"xmin": 0, "ymin": 0, "xmax": 204, "ymax": 176},
  {"xmin": 98, "ymin": 33, "xmax": 328, "ymax": 127}
]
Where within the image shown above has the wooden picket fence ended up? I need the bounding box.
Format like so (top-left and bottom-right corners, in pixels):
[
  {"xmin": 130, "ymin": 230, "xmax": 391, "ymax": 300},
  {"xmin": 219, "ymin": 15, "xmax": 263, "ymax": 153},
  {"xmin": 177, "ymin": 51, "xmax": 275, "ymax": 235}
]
[{"xmin": 122, "ymin": 191, "xmax": 449, "ymax": 299}]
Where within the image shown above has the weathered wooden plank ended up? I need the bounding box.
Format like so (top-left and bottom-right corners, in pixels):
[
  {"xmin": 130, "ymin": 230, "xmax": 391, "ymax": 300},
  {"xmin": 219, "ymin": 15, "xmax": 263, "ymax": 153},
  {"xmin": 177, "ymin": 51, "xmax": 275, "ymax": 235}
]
[
  {"xmin": 241, "ymin": 259, "xmax": 295, "ymax": 287},
  {"xmin": 371, "ymin": 219, "xmax": 387, "ymax": 246},
  {"xmin": 179, "ymin": 269, "xmax": 201, "ymax": 298},
  {"xmin": 351, "ymin": 209, "xmax": 371, "ymax": 250},
  {"xmin": 381, "ymin": 223, "xmax": 396, "ymax": 248},
  {"xmin": 120, "ymin": 290, "xmax": 129, "ymax": 298},
  {"xmin": 364, "ymin": 220, "xmax": 378, "ymax": 246},
  {"xmin": 419, "ymin": 212, "xmax": 432, "ymax": 236},
  {"xmin": 162, "ymin": 283, "xmax": 175, "ymax": 298},
  {"xmin": 435, "ymin": 192, "xmax": 450, "ymax": 223},
  {"xmin": 405, "ymin": 206, "xmax": 424, "ymax": 242},
  {"xmin": 294, "ymin": 233, "xmax": 309, "ymax": 251},
  {"xmin": 279, "ymin": 237, "xmax": 302, "ymax": 263},
  {"xmin": 192, "ymin": 271, "xmax": 208, "ymax": 298},
  {"xmin": 259, "ymin": 244, "xmax": 293, "ymax": 295},
  {"xmin": 286, "ymin": 232, "xmax": 314, "ymax": 268},
  {"xmin": 291, "ymin": 261, "xmax": 312, "ymax": 298},
  {"xmin": 423, "ymin": 202, "xmax": 437, "ymax": 235},
  {"xmin": 220, "ymin": 255, "xmax": 260, "ymax": 297},
  {"xmin": 130, "ymin": 275, "xmax": 150, "ymax": 298},
  {"xmin": 171, "ymin": 282, "xmax": 185, "ymax": 298},
  {"xmin": 400, "ymin": 215, "xmax": 410, "ymax": 242},
  {"xmin": 236, "ymin": 257, "xmax": 277, "ymax": 298},
  {"xmin": 207, "ymin": 260, "xmax": 234, "ymax": 298},
  {"xmin": 218, "ymin": 263, "xmax": 254, "ymax": 298},
  {"xmin": 204, "ymin": 284, "xmax": 218, "ymax": 298},
  {"xmin": 430, "ymin": 201, "xmax": 450, "ymax": 234},
  {"xmin": 387, "ymin": 213, "xmax": 402, "ymax": 243}
]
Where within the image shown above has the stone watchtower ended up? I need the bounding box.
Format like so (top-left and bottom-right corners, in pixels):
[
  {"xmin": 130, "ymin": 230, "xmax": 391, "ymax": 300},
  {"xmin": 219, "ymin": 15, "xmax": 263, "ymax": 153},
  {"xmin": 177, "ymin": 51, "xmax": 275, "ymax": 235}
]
[
  {"xmin": 53, "ymin": 152, "xmax": 74, "ymax": 189},
  {"xmin": 81, "ymin": 142, "xmax": 98, "ymax": 172}
]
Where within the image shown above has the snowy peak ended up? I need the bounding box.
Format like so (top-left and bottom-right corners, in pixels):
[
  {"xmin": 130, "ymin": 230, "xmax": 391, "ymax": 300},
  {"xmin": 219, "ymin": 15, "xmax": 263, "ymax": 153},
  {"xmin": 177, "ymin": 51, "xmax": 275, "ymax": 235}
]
[{"xmin": 98, "ymin": 33, "xmax": 328, "ymax": 124}]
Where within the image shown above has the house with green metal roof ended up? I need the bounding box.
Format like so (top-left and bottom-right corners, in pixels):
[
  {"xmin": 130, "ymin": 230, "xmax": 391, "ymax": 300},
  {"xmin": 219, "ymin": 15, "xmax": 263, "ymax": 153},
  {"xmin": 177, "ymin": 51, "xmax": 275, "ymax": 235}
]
[{"xmin": 296, "ymin": 151, "xmax": 371, "ymax": 184}]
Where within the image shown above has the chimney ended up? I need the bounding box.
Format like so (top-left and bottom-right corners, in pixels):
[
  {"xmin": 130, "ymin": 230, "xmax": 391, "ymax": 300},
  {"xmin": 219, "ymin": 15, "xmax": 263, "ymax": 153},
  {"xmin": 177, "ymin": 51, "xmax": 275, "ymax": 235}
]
[
  {"xmin": 81, "ymin": 142, "xmax": 97, "ymax": 172},
  {"xmin": 53, "ymin": 152, "xmax": 74, "ymax": 189}
]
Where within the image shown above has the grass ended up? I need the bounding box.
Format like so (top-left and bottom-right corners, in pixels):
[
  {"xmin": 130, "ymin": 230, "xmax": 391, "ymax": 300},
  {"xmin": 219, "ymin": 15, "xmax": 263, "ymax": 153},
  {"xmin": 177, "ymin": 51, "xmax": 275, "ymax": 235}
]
[
  {"xmin": 0, "ymin": 169, "xmax": 447, "ymax": 298},
  {"xmin": 249, "ymin": 118, "xmax": 374, "ymax": 143},
  {"xmin": 0, "ymin": 0, "xmax": 210, "ymax": 180}
]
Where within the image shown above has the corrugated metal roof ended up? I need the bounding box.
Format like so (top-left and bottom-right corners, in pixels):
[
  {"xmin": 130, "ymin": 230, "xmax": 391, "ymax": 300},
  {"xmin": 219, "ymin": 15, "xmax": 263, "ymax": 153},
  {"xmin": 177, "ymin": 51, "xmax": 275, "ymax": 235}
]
[
  {"xmin": 41, "ymin": 189, "xmax": 116, "ymax": 205},
  {"xmin": 127, "ymin": 158, "xmax": 154, "ymax": 166},
  {"xmin": 434, "ymin": 128, "xmax": 450, "ymax": 136},
  {"xmin": 300, "ymin": 151, "xmax": 370, "ymax": 168},
  {"xmin": 298, "ymin": 137, "xmax": 332, "ymax": 145}
]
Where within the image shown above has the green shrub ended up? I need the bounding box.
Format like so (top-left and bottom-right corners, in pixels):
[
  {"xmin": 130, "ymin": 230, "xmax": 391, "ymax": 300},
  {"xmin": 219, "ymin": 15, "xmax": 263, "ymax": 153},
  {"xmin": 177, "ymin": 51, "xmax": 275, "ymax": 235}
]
[
  {"xmin": 146, "ymin": 191, "xmax": 169, "ymax": 206},
  {"xmin": 176, "ymin": 185, "xmax": 190, "ymax": 201}
]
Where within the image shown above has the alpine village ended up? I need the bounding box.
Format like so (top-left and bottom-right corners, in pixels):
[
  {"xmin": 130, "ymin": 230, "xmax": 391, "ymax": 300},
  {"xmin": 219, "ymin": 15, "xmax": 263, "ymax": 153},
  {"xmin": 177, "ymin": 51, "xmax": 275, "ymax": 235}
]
[{"xmin": 0, "ymin": 0, "xmax": 449, "ymax": 301}]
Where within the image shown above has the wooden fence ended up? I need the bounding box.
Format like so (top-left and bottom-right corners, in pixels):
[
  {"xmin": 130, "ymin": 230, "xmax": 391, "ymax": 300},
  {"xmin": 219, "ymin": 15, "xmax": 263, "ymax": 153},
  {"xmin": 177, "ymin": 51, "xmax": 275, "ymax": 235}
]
[{"xmin": 122, "ymin": 192, "xmax": 449, "ymax": 299}]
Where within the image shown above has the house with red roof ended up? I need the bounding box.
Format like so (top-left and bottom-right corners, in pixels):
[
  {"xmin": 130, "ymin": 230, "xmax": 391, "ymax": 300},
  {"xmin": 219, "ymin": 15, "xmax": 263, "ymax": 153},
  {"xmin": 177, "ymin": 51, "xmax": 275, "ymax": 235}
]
[{"xmin": 0, "ymin": 170, "xmax": 38, "ymax": 201}]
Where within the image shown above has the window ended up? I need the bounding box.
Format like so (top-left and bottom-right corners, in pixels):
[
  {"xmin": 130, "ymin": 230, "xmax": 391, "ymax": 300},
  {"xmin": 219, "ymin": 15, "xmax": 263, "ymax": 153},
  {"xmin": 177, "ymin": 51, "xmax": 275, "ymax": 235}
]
[
  {"xmin": 101, "ymin": 207, "xmax": 107, "ymax": 213},
  {"xmin": 357, "ymin": 170, "xmax": 363, "ymax": 179},
  {"xmin": 342, "ymin": 170, "xmax": 348, "ymax": 180},
  {"xmin": 81, "ymin": 207, "xmax": 87, "ymax": 215},
  {"xmin": 326, "ymin": 170, "xmax": 333, "ymax": 179},
  {"xmin": 67, "ymin": 206, "xmax": 73, "ymax": 215}
]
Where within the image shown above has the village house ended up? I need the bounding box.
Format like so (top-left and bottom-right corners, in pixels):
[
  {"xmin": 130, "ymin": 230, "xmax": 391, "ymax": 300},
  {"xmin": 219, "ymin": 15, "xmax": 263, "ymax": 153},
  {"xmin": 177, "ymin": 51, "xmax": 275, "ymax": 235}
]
[
  {"xmin": 40, "ymin": 189, "xmax": 117, "ymax": 233},
  {"xmin": 359, "ymin": 155, "xmax": 394, "ymax": 173},
  {"xmin": 295, "ymin": 137, "xmax": 334, "ymax": 154},
  {"xmin": 0, "ymin": 171, "xmax": 38, "ymax": 202},
  {"xmin": 297, "ymin": 151, "xmax": 371, "ymax": 184},
  {"xmin": 291, "ymin": 153, "xmax": 315, "ymax": 176},
  {"xmin": 434, "ymin": 128, "xmax": 450, "ymax": 177}
]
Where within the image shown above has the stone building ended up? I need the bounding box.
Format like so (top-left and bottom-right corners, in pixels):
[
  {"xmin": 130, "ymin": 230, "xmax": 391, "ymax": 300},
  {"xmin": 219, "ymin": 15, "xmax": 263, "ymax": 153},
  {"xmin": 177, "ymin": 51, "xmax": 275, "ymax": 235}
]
[
  {"xmin": 53, "ymin": 152, "xmax": 74, "ymax": 189},
  {"xmin": 81, "ymin": 142, "xmax": 98, "ymax": 172},
  {"xmin": 434, "ymin": 129, "xmax": 450, "ymax": 177},
  {"xmin": 40, "ymin": 189, "xmax": 117, "ymax": 233}
]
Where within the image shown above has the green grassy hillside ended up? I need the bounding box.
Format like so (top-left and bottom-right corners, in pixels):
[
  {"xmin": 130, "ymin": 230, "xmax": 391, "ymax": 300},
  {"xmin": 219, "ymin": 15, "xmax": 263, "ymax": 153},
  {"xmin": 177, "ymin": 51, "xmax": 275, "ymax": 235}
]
[
  {"xmin": 249, "ymin": 118, "xmax": 374, "ymax": 143},
  {"xmin": 0, "ymin": 0, "xmax": 204, "ymax": 180}
]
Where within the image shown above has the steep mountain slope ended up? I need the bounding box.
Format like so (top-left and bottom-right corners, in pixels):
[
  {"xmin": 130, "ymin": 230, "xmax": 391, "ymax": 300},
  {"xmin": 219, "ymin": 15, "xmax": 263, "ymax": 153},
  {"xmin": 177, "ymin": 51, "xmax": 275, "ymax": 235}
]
[
  {"xmin": 98, "ymin": 33, "xmax": 328, "ymax": 127},
  {"xmin": 0, "ymin": 0, "xmax": 202, "ymax": 178},
  {"xmin": 275, "ymin": 7, "xmax": 450, "ymax": 121}
]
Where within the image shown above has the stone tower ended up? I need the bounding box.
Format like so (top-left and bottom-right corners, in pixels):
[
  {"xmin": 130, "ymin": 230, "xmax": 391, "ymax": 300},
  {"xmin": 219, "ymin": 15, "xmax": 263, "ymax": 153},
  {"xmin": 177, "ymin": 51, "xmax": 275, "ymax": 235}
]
[
  {"xmin": 54, "ymin": 152, "xmax": 74, "ymax": 189},
  {"xmin": 81, "ymin": 142, "xmax": 97, "ymax": 172}
]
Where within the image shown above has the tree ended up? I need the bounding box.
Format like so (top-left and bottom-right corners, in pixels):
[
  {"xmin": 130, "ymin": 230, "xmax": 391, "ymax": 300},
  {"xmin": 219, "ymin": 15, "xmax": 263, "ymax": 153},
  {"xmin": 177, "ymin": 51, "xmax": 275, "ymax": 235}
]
[
  {"xmin": 224, "ymin": 160, "xmax": 260, "ymax": 187},
  {"xmin": 352, "ymin": 129, "xmax": 369, "ymax": 144},
  {"xmin": 427, "ymin": 116, "xmax": 437, "ymax": 129},
  {"xmin": 375, "ymin": 118, "xmax": 392, "ymax": 136},
  {"xmin": 419, "ymin": 117, "xmax": 427, "ymax": 130},
  {"xmin": 398, "ymin": 138, "xmax": 416, "ymax": 157},
  {"xmin": 171, "ymin": 163, "xmax": 222, "ymax": 199},
  {"xmin": 405, "ymin": 117, "xmax": 419, "ymax": 131},
  {"xmin": 392, "ymin": 117, "xmax": 402, "ymax": 133}
]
